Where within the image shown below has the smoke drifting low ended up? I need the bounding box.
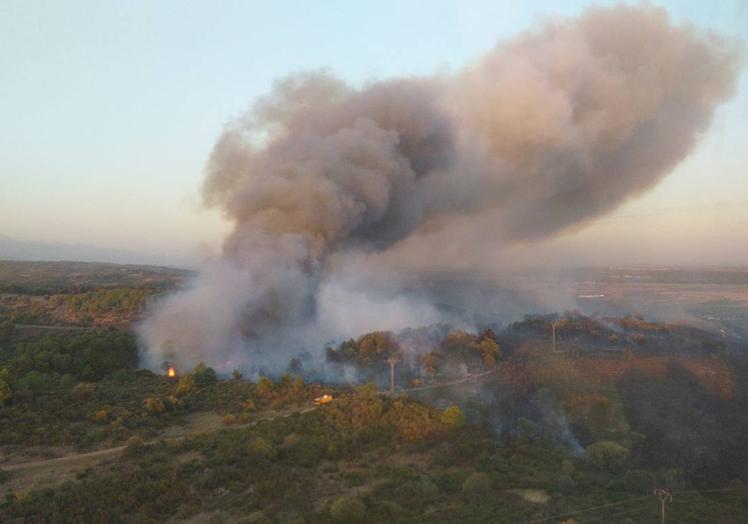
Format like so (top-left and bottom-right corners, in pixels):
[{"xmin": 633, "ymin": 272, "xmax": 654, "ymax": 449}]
[{"xmin": 139, "ymin": 5, "xmax": 741, "ymax": 371}]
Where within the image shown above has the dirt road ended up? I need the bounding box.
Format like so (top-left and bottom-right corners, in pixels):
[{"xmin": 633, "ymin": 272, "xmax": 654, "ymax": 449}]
[
  {"xmin": 2, "ymin": 446, "xmax": 125, "ymax": 473},
  {"xmin": 0, "ymin": 376, "xmax": 483, "ymax": 496},
  {"xmin": 0, "ymin": 406, "xmax": 318, "ymax": 496}
]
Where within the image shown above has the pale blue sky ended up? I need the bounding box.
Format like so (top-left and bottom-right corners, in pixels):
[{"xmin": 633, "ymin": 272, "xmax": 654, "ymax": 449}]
[{"xmin": 1, "ymin": 1, "xmax": 746, "ymax": 266}]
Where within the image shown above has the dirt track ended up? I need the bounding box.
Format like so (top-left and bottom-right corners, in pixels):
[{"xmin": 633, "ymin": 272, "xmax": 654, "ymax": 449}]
[
  {"xmin": 0, "ymin": 374, "xmax": 488, "ymax": 495},
  {"xmin": 0, "ymin": 406, "xmax": 319, "ymax": 496},
  {"xmin": 385, "ymin": 368, "xmax": 497, "ymax": 394},
  {"xmin": 3, "ymin": 446, "xmax": 125, "ymax": 473},
  {"xmin": 2, "ymin": 371, "xmax": 491, "ymax": 475}
]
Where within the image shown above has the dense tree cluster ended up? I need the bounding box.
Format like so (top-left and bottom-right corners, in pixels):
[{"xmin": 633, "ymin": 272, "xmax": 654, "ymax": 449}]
[
  {"xmin": 319, "ymin": 386, "xmax": 463, "ymax": 444},
  {"xmin": 326, "ymin": 327, "xmax": 501, "ymax": 385},
  {"xmin": 62, "ymin": 287, "xmax": 151, "ymax": 317},
  {"xmin": 1, "ymin": 331, "xmax": 138, "ymax": 387},
  {"xmin": 433, "ymin": 328, "xmax": 501, "ymax": 372},
  {"xmin": 326, "ymin": 331, "xmax": 402, "ymax": 368}
]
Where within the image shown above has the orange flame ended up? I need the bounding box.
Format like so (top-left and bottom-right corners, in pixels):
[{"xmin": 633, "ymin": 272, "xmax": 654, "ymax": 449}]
[{"xmin": 167, "ymin": 367, "xmax": 176, "ymax": 378}]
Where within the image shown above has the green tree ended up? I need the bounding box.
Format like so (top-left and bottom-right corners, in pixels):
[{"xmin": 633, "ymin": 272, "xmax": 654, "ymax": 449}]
[
  {"xmin": 517, "ymin": 417, "xmax": 536, "ymax": 441},
  {"xmin": 192, "ymin": 363, "xmax": 217, "ymax": 387},
  {"xmin": 174, "ymin": 374, "xmax": 195, "ymax": 397},
  {"xmin": 586, "ymin": 440, "xmax": 630, "ymax": 471},
  {"xmin": 356, "ymin": 331, "xmax": 401, "ymax": 367},
  {"xmin": 440, "ymin": 405, "xmax": 466, "ymax": 428},
  {"xmin": 417, "ymin": 351, "xmax": 443, "ymax": 377},
  {"xmin": 18, "ymin": 371, "xmax": 54, "ymax": 401},
  {"xmin": 476, "ymin": 329, "xmax": 501, "ymax": 364},
  {"xmin": 256, "ymin": 375, "xmax": 274, "ymax": 399},
  {"xmin": 439, "ymin": 329, "xmax": 501, "ymax": 371}
]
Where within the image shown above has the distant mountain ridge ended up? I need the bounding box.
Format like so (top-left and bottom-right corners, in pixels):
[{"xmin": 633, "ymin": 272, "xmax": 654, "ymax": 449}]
[{"xmin": 0, "ymin": 235, "xmax": 193, "ymax": 268}]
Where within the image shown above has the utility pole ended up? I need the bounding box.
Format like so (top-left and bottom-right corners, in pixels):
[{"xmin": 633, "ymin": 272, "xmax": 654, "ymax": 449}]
[
  {"xmin": 386, "ymin": 356, "xmax": 399, "ymax": 392},
  {"xmin": 654, "ymin": 489, "xmax": 672, "ymax": 524},
  {"xmin": 551, "ymin": 321, "xmax": 557, "ymax": 353}
]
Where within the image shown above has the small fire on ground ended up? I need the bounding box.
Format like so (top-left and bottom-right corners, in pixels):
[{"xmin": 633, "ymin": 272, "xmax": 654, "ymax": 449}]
[{"xmin": 167, "ymin": 367, "xmax": 176, "ymax": 378}]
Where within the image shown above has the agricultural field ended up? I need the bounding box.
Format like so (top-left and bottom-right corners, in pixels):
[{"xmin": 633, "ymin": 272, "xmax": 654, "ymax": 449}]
[
  {"xmin": 0, "ymin": 261, "xmax": 191, "ymax": 328},
  {"xmin": 0, "ymin": 261, "xmax": 192, "ymax": 295}
]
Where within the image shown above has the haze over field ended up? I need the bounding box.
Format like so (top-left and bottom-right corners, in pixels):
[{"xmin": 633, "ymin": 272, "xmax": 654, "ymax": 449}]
[{"xmin": 138, "ymin": 4, "xmax": 742, "ymax": 371}]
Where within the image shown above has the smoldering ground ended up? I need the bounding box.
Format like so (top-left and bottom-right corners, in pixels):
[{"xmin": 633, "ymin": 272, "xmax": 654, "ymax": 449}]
[{"xmin": 138, "ymin": 4, "xmax": 742, "ymax": 373}]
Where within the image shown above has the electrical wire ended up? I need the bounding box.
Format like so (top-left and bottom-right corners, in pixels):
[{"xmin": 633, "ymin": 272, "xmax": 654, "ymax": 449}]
[{"xmin": 520, "ymin": 495, "xmax": 651, "ymax": 523}]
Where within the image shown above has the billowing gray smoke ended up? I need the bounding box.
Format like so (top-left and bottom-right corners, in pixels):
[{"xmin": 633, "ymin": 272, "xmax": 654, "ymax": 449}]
[{"xmin": 139, "ymin": 5, "xmax": 741, "ymax": 371}]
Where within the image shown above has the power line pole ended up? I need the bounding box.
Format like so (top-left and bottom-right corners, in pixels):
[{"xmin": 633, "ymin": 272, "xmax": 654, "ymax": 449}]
[
  {"xmin": 386, "ymin": 356, "xmax": 399, "ymax": 392},
  {"xmin": 551, "ymin": 321, "xmax": 557, "ymax": 353},
  {"xmin": 654, "ymin": 489, "xmax": 672, "ymax": 524}
]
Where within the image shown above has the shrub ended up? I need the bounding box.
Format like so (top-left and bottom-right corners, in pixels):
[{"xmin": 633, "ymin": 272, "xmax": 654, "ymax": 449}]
[
  {"xmin": 71, "ymin": 382, "xmax": 96, "ymax": 401},
  {"xmin": 408, "ymin": 475, "xmax": 439, "ymax": 498},
  {"xmin": 728, "ymin": 478, "xmax": 745, "ymax": 491},
  {"xmin": 330, "ymin": 496, "xmax": 366, "ymax": 523},
  {"xmin": 124, "ymin": 435, "xmax": 147, "ymax": 457},
  {"xmin": 440, "ymin": 405, "xmax": 466, "ymax": 428},
  {"xmin": 557, "ymin": 474, "xmax": 576, "ymax": 494},
  {"xmin": 622, "ymin": 469, "xmax": 655, "ymax": 492},
  {"xmin": 384, "ymin": 398, "xmax": 444, "ymax": 442},
  {"xmin": 142, "ymin": 397, "xmax": 165, "ymax": 415},
  {"xmin": 12, "ymin": 490, "xmax": 31, "ymax": 504},
  {"xmin": 379, "ymin": 500, "xmax": 402, "ymax": 516},
  {"xmin": 356, "ymin": 382, "xmax": 378, "ymax": 396},
  {"xmin": 462, "ymin": 472, "xmax": 491, "ymax": 497},
  {"xmin": 517, "ymin": 417, "xmax": 536, "ymax": 441},
  {"xmin": 0, "ymin": 377, "xmax": 11, "ymax": 405},
  {"xmin": 247, "ymin": 437, "xmax": 276, "ymax": 460},
  {"xmin": 111, "ymin": 369, "xmax": 131, "ymax": 383},
  {"xmin": 91, "ymin": 409, "xmax": 110, "ymax": 424},
  {"xmin": 586, "ymin": 440, "xmax": 630, "ymax": 471}
]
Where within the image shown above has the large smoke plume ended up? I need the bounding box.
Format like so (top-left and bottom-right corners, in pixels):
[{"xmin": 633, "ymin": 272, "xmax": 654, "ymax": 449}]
[{"xmin": 139, "ymin": 5, "xmax": 741, "ymax": 372}]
